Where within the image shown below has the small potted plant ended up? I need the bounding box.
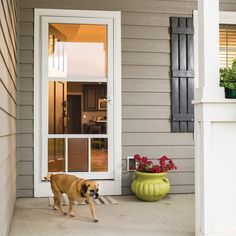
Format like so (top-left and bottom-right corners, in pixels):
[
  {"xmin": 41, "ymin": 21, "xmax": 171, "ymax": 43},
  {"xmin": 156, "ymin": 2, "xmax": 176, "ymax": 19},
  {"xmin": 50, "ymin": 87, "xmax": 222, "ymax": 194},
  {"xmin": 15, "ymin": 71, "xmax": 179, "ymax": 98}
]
[
  {"xmin": 131, "ymin": 154, "xmax": 177, "ymax": 202},
  {"xmin": 220, "ymin": 59, "xmax": 236, "ymax": 98}
]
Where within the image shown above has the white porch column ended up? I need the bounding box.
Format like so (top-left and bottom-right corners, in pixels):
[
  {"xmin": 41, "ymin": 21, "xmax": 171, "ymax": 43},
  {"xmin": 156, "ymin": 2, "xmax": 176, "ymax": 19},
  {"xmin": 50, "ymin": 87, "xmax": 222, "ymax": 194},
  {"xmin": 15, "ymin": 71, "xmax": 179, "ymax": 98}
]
[
  {"xmin": 195, "ymin": 1, "xmax": 236, "ymax": 236},
  {"xmin": 196, "ymin": 0, "xmax": 224, "ymax": 100}
]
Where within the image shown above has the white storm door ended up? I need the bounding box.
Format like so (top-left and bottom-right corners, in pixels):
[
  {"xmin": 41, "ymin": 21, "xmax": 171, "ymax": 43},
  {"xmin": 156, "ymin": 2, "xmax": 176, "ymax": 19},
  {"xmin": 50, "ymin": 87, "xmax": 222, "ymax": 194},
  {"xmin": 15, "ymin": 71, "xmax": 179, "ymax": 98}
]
[{"xmin": 40, "ymin": 16, "xmax": 114, "ymax": 180}]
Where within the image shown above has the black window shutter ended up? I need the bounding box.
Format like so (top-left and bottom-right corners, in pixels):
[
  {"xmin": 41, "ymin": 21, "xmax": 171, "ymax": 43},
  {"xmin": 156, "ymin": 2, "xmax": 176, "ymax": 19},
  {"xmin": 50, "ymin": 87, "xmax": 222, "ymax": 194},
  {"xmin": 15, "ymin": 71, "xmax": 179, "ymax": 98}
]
[{"xmin": 170, "ymin": 17, "xmax": 194, "ymax": 133}]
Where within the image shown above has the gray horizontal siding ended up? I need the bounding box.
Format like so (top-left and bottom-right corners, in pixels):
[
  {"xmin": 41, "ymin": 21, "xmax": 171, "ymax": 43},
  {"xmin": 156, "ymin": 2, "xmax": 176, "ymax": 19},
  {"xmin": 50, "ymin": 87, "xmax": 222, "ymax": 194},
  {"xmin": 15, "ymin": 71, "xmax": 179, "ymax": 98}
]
[
  {"xmin": 17, "ymin": 189, "xmax": 33, "ymax": 197},
  {"xmin": 0, "ymin": 0, "xmax": 17, "ymax": 235},
  {"xmin": 122, "ymin": 79, "xmax": 170, "ymax": 93},
  {"xmin": 18, "ymin": 147, "xmax": 33, "ymax": 161},
  {"xmin": 18, "ymin": 77, "xmax": 33, "ymax": 91},
  {"xmin": 19, "ymin": 105, "xmax": 33, "ymax": 119},
  {"xmin": 122, "ymin": 120, "xmax": 171, "ymax": 133},
  {"xmin": 17, "ymin": 161, "xmax": 33, "ymax": 175},
  {"xmin": 123, "ymin": 145, "xmax": 194, "ymax": 159},
  {"xmin": 123, "ymin": 92, "xmax": 170, "ymax": 106},
  {"xmin": 123, "ymin": 133, "xmax": 194, "ymax": 146},
  {"xmin": 19, "ymin": 0, "xmax": 197, "ymax": 13},
  {"xmin": 123, "ymin": 106, "xmax": 170, "ymax": 119},
  {"xmin": 18, "ymin": 0, "xmax": 236, "ymax": 197},
  {"xmin": 19, "ymin": 51, "xmax": 33, "ymax": 63},
  {"xmin": 122, "ymin": 39, "xmax": 170, "ymax": 53},
  {"xmin": 19, "ymin": 91, "xmax": 33, "ymax": 105},
  {"xmin": 122, "ymin": 65, "xmax": 169, "ymax": 79},
  {"xmin": 19, "ymin": 22, "xmax": 33, "ymax": 35},
  {"xmin": 122, "ymin": 26, "xmax": 170, "ymax": 40},
  {"xmin": 17, "ymin": 175, "xmax": 33, "ymax": 189},
  {"xmin": 122, "ymin": 52, "xmax": 170, "ymax": 66},
  {"xmin": 18, "ymin": 119, "xmax": 33, "ymax": 133},
  {"xmin": 18, "ymin": 134, "xmax": 33, "ymax": 147},
  {"xmin": 19, "ymin": 8, "xmax": 33, "ymax": 22},
  {"xmin": 19, "ymin": 36, "xmax": 33, "ymax": 50},
  {"xmin": 18, "ymin": 0, "xmax": 236, "ymax": 11}
]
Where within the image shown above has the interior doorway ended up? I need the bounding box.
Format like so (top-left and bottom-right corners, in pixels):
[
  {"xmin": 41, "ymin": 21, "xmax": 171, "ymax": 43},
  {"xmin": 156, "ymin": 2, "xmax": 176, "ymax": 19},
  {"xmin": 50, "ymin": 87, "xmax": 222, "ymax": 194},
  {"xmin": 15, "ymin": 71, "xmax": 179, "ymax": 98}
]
[{"xmin": 67, "ymin": 95, "xmax": 82, "ymax": 134}]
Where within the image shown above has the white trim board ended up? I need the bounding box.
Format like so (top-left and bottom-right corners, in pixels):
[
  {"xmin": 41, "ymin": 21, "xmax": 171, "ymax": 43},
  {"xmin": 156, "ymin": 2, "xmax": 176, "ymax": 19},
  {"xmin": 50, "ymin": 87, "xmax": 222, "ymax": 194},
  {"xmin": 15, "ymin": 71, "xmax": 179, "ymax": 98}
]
[
  {"xmin": 194, "ymin": 9, "xmax": 236, "ymax": 236},
  {"xmin": 34, "ymin": 9, "xmax": 121, "ymax": 196}
]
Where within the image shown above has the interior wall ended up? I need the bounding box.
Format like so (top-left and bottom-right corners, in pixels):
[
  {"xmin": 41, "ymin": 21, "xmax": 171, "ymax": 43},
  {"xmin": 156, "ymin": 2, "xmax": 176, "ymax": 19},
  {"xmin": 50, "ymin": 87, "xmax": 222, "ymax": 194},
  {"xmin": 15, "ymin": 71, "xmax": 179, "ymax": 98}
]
[
  {"xmin": 17, "ymin": 0, "xmax": 236, "ymax": 196},
  {"xmin": 0, "ymin": 0, "xmax": 18, "ymax": 235}
]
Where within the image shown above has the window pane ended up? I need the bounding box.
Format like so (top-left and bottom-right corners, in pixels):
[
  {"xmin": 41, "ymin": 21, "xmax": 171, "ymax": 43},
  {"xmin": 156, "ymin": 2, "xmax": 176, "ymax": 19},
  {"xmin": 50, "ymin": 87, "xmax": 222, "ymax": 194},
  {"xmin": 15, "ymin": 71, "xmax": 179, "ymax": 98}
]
[
  {"xmin": 220, "ymin": 24, "xmax": 236, "ymax": 68},
  {"xmin": 48, "ymin": 81, "xmax": 107, "ymax": 134},
  {"xmin": 48, "ymin": 24, "xmax": 107, "ymax": 79},
  {"xmin": 91, "ymin": 138, "xmax": 108, "ymax": 172},
  {"xmin": 48, "ymin": 138, "xmax": 65, "ymax": 172},
  {"xmin": 68, "ymin": 139, "xmax": 88, "ymax": 172},
  {"xmin": 48, "ymin": 81, "xmax": 67, "ymax": 134}
]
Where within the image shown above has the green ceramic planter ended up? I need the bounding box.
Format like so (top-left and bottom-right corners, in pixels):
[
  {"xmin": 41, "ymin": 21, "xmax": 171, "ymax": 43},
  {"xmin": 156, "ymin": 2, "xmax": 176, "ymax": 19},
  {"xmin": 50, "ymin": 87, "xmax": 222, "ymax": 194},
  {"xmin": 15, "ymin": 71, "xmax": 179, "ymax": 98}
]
[
  {"xmin": 225, "ymin": 88, "xmax": 236, "ymax": 99},
  {"xmin": 131, "ymin": 171, "xmax": 170, "ymax": 202}
]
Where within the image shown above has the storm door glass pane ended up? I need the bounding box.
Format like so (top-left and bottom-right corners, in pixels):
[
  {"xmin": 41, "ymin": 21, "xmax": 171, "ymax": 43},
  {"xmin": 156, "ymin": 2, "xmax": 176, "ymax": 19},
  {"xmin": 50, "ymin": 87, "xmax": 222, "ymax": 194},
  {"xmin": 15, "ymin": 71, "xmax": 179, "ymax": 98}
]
[
  {"xmin": 48, "ymin": 23, "xmax": 107, "ymax": 79},
  {"xmin": 48, "ymin": 81, "xmax": 107, "ymax": 135},
  {"xmin": 48, "ymin": 81, "xmax": 67, "ymax": 134},
  {"xmin": 68, "ymin": 139, "xmax": 88, "ymax": 172},
  {"xmin": 48, "ymin": 138, "xmax": 65, "ymax": 172},
  {"xmin": 91, "ymin": 138, "xmax": 108, "ymax": 172}
]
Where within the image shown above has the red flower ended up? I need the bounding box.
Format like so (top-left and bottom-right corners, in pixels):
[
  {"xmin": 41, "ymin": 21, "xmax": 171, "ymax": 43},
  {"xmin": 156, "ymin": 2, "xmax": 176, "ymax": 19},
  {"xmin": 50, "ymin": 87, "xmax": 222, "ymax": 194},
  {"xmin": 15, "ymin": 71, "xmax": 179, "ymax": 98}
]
[
  {"xmin": 134, "ymin": 154, "xmax": 141, "ymax": 161},
  {"xmin": 132, "ymin": 154, "xmax": 177, "ymax": 173}
]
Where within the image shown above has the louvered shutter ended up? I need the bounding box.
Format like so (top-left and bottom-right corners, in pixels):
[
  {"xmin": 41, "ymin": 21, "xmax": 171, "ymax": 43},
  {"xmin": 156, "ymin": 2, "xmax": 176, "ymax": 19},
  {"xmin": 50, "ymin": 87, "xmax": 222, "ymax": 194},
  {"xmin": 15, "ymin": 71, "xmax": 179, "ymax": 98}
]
[{"xmin": 170, "ymin": 17, "xmax": 194, "ymax": 133}]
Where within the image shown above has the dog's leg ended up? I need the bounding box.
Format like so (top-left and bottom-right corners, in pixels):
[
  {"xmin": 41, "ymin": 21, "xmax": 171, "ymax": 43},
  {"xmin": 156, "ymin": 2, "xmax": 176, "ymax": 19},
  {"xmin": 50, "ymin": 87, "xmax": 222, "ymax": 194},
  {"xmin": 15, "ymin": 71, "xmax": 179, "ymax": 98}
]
[
  {"xmin": 53, "ymin": 196, "xmax": 57, "ymax": 210},
  {"xmin": 51, "ymin": 183, "xmax": 67, "ymax": 215},
  {"xmin": 68, "ymin": 199, "xmax": 75, "ymax": 217},
  {"xmin": 88, "ymin": 198, "xmax": 98, "ymax": 222},
  {"xmin": 56, "ymin": 196, "xmax": 67, "ymax": 215}
]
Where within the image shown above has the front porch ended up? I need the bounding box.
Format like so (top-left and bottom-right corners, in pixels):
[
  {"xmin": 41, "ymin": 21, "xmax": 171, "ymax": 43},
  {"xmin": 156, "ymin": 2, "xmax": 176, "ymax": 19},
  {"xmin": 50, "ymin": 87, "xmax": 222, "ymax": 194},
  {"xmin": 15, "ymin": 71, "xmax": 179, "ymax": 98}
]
[{"xmin": 10, "ymin": 194, "xmax": 194, "ymax": 236}]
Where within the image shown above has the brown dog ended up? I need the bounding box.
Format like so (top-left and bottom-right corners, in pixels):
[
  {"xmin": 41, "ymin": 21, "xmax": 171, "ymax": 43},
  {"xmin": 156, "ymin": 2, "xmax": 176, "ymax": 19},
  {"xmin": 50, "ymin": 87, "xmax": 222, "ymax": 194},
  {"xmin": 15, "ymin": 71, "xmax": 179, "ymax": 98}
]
[{"xmin": 45, "ymin": 173, "xmax": 99, "ymax": 222}]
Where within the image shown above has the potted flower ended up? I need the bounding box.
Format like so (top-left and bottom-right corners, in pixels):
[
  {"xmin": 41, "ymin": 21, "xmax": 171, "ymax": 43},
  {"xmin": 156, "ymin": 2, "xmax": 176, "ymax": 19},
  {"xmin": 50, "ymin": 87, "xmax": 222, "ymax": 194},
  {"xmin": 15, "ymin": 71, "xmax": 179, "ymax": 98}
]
[
  {"xmin": 131, "ymin": 154, "xmax": 177, "ymax": 202},
  {"xmin": 220, "ymin": 59, "xmax": 236, "ymax": 98}
]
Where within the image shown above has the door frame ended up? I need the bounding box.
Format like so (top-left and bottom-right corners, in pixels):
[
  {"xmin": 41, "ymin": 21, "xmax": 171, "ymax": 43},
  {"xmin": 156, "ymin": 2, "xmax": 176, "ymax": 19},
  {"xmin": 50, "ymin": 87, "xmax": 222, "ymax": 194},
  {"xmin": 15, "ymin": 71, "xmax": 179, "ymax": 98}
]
[{"xmin": 34, "ymin": 9, "xmax": 121, "ymax": 197}]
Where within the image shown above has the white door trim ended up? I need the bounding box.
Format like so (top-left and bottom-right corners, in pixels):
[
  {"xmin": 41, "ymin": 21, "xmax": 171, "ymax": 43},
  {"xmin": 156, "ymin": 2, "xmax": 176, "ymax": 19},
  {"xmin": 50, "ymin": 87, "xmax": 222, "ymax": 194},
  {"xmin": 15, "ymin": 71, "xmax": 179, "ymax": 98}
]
[{"xmin": 34, "ymin": 9, "xmax": 121, "ymax": 196}]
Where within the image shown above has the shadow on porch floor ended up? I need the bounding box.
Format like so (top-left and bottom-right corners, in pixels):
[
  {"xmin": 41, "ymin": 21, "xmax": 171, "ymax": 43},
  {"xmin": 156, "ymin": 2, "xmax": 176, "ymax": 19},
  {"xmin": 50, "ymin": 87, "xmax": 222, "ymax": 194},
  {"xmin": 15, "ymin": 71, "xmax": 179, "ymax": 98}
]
[{"xmin": 9, "ymin": 194, "xmax": 194, "ymax": 236}]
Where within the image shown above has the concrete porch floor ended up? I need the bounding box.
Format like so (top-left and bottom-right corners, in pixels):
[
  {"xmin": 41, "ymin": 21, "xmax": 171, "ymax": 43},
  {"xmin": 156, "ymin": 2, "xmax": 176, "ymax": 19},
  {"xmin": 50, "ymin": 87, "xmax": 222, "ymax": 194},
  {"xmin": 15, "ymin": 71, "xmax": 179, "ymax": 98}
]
[{"xmin": 9, "ymin": 194, "xmax": 194, "ymax": 236}]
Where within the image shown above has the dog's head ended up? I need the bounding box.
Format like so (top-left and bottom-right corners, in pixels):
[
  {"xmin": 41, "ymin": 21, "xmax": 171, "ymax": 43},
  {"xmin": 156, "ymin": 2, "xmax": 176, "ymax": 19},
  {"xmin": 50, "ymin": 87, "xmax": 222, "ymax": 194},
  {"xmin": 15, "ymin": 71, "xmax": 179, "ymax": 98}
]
[{"xmin": 81, "ymin": 181, "xmax": 99, "ymax": 199}]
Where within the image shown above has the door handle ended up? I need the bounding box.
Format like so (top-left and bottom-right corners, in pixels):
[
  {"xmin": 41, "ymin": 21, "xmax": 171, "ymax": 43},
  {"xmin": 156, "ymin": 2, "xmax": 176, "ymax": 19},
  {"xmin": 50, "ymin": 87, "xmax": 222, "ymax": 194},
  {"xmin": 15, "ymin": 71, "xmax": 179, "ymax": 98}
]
[{"xmin": 104, "ymin": 96, "xmax": 112, "ymax": 103}]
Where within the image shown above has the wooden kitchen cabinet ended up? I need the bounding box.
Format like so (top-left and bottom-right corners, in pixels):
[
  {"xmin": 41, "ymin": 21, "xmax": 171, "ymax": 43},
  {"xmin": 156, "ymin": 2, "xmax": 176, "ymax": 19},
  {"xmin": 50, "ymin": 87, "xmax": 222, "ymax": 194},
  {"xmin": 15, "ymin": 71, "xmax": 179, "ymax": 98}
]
[
  {"xmin": 98, "ymin": 85, "xmax": 107, "ymax": 99},
  {"xmin": 83, "ymin": 84, "xmax": 107, "ymax": 111},
  {"xmin": 83, "ymin": 86, "xmax": 97, "ymax": 111}
]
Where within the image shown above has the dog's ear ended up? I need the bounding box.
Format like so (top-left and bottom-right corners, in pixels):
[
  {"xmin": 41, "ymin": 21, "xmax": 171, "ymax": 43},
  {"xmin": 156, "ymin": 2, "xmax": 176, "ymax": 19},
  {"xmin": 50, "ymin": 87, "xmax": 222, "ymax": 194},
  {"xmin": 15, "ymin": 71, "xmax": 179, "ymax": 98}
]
[{"xmin": 81, "ymin": 183, "xmax": 88, "ymax": 193}]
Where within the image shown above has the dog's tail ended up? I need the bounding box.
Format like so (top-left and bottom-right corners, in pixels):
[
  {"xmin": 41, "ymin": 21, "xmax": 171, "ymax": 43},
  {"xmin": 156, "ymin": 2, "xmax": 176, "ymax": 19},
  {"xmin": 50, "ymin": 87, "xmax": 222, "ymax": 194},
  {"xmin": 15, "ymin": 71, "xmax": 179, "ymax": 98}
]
[{"xmin": 43, "ymin": 173, "xmax": 53, "ymax": 181}]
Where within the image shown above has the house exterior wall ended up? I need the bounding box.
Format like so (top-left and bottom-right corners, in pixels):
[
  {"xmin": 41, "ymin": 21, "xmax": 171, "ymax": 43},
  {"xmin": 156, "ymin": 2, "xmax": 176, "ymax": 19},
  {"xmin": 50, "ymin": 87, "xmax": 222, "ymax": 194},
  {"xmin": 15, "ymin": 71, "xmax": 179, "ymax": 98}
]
[
  {"xmin": 0, "ymin": 0, "xmax": 18, "ymax": 235},
  {"xmin": 17, "ymin": 0, "xmax": 236, "ymax": 197}
]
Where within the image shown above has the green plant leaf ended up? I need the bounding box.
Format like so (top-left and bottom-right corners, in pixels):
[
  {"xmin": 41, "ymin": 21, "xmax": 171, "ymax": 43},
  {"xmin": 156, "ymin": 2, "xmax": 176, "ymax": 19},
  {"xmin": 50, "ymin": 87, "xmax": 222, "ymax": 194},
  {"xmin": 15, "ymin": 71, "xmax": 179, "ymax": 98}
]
[{"xmin": 220, "ymin": 59, "xmax": 236, "ymax": 90}]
